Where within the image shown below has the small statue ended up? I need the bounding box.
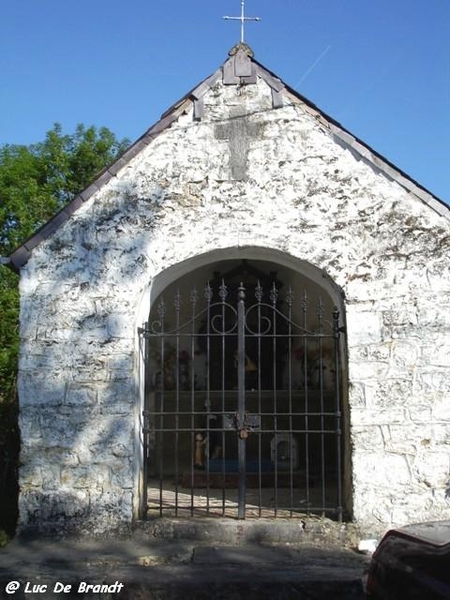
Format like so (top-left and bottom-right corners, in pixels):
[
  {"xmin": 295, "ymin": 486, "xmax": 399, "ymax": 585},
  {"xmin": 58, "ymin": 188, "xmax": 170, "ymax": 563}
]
[
  {"xmin": 204, "ymin": 400, "xmax": 222, "ymax": 460},
  {"xmin": 194, "ymin": 401, "xmax": 222, "ymax": 468},
  {"xmin": 194, "ymin": 433, "xmax": 206, "ymax": 469}
]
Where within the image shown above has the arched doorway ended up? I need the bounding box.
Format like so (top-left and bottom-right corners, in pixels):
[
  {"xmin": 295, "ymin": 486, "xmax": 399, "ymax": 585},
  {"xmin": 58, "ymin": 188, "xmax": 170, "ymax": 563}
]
[{"xmin": 139, "ymin": 253, "xmax": 348, "ymax": 520}]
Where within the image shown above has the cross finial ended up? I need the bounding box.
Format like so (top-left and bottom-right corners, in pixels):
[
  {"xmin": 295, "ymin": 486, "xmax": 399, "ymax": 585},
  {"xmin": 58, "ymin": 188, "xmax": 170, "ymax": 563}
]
[{"xmin": 223, "ymin": 0, "xmax": 261, "ymax": 44}]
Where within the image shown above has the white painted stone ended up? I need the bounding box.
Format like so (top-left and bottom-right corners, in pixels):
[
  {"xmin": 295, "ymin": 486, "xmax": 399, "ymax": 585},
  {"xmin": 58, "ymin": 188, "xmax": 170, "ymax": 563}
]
[
  {"xmin": 346, "ymin": 308, "xmax": 382, "ymax": 346},
  {"xmin": 353, "ymin": 452, "xmax": 413, "ymax": 488},
  {"xmin": 412, "ymin": 452, "xmax": 449, "ymax": 488},
  {"xmin": 15, "ymin": 61, "xmax": 450, "ymax": 536}
]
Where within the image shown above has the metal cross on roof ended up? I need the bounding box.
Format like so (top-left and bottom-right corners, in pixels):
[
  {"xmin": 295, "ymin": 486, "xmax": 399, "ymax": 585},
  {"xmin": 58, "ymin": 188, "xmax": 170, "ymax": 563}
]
[{"xmin": 223, "ymin": 0, "xmax": 261, "ymax": 44}]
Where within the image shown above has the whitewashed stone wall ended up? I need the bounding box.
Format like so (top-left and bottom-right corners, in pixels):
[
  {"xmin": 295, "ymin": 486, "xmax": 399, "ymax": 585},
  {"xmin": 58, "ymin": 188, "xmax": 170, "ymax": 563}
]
[{"xmin": 18, "ymin": 67, "xmax": 450, "ymax": 535}]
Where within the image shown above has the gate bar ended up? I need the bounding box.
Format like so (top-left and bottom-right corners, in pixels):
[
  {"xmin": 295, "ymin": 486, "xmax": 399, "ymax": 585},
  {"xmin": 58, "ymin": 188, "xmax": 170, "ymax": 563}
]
[{"xmin": 237, "ymin": 283, "xmax": 246, "ymax": 519}]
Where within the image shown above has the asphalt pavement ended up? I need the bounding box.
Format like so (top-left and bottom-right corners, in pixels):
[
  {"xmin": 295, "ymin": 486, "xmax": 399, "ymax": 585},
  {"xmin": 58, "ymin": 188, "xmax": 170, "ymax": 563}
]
[{"xmin": 0, "ymin": 519, "xmax": 371, "ymax": 599}]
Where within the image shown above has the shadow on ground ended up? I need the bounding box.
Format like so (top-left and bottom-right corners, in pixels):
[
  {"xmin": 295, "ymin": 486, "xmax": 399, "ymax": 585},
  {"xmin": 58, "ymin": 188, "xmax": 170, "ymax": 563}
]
[{"xmin": 0, "ymin": 527, "xmax": 369, "ymax": 600}]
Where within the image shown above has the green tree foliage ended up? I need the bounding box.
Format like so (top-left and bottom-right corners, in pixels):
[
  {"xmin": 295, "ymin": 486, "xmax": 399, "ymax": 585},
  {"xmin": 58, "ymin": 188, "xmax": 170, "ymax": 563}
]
[
  {"xmin": 0, "ymin": 123, "xmax": 129, "ymax": 255},
  {"xmin": 0, "ymin": 124, "xmax": 129, "ymax": 532}
]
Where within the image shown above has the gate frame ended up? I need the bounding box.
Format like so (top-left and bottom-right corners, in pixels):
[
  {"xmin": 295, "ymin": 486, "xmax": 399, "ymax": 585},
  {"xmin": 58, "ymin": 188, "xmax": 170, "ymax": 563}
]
[{"xmin": 133, "ymin": 247, "xmax": 349, "ymax": 522}]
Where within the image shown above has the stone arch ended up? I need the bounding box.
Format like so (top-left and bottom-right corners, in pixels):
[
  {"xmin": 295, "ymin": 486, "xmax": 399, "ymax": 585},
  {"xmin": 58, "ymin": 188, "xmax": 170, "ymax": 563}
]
[
  {"xmin": 135, "ymin": 246, "xmax": 351, "ymax": 520},
  {"xmin": 147, "ymin": 246, "xmax": 345, "ymax": 310}
]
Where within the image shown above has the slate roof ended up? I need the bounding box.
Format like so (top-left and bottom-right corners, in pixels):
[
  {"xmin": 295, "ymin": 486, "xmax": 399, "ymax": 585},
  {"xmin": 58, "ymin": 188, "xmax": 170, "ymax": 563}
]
[{"xmin": 5, "ymin": 44, "xmax": 449, "ymax": 272}]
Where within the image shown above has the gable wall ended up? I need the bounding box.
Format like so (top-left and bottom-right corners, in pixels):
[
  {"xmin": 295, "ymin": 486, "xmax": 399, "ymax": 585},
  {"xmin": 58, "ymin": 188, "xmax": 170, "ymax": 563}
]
[{"xmin": 18, "ymin": 75, "xmax": 450, "ymax": 534}]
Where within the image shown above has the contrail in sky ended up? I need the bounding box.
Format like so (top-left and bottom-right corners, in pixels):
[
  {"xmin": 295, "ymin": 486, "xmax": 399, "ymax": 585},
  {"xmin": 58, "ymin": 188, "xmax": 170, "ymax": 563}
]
[{"xmin": 295, "ymin": 45, "xmax": 332, "ymax": 88}]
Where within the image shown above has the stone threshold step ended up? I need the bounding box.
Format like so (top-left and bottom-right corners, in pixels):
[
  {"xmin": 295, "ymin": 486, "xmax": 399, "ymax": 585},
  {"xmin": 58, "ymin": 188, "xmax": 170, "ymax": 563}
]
[{"xmin": 137, "ymin": 516, "xmax": 361, "ymax": 546}]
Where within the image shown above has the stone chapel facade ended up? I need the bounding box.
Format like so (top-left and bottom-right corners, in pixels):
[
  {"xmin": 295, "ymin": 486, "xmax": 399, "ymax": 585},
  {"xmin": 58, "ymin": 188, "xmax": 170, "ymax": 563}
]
[{"xmin": 8, "ymin": 45, "xmax": 450, "ymax": 536}]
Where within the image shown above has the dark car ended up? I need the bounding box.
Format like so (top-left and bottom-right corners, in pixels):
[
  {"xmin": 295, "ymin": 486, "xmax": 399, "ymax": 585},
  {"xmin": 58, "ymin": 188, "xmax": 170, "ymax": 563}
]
[{"xmin": 366, "ymin": 521, "xmax": 450, "ymax": 599}]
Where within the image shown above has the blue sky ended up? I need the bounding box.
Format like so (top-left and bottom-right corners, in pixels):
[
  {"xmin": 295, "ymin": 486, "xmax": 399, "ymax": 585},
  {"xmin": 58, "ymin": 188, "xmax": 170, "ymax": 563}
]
[{"xmin": 1, "ymin": 0, "xmax": 449, "ymax": 202}]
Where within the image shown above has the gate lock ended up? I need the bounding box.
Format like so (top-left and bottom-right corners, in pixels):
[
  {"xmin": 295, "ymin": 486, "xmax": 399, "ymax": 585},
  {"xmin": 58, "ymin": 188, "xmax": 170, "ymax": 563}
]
[{"xmin": 224, "ymin": 413, "xmax": 261, "ymax": 439}]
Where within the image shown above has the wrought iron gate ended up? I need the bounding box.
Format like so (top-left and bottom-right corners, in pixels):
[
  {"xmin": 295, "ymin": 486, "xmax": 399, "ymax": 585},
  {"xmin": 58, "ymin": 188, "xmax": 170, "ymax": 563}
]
[{"xmin": 139, "ymin": 273, "xmax": 344, "ymax": 520}]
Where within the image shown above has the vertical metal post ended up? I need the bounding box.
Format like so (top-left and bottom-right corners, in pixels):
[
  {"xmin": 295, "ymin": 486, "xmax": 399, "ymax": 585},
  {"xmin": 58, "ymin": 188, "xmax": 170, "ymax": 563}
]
[
  {"xmin": 271, "ymin": 283, "xmax": 279, "ymax": 515},
  {"xmin": 301, "ymin": 292, "xmax": 310, "ymax": 512},
  {"xmin": 255, "ymin": 282, "xmax": 263, "ymax": 516},
  {"xmin": 333, "ymin": 307, "xmax": 343, "ymax": 521},
  {"xmin": 286, "ymin": 289, "xmax": 294, "ymax": 516},
  {"xmin": 220, "ymin": 281, "xmax": 227, "ymax": 516},
  {"xmin": 237, "ymin": 283, "xmax": 246, "ymax": 519},
  {"xmin": 140, "ymin": 324, "xmax": 149, "ymax": 519},
  {"xmin": 189, "ymin": 288, "xmax": 198, "ymax": 516},
  {"xmin": 157, "ymin": 299, "xmax": 166, "ymax": 517},
  {"xmin": 317, "ymin": 298, "xmax": 326, "ymax": 515}
]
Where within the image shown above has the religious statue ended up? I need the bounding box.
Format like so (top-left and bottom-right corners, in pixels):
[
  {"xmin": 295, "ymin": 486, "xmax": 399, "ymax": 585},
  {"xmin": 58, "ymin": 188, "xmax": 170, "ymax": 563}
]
[{"xmin": 194, "ymin": 400, "xmax": 222, "ymax": 469}]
